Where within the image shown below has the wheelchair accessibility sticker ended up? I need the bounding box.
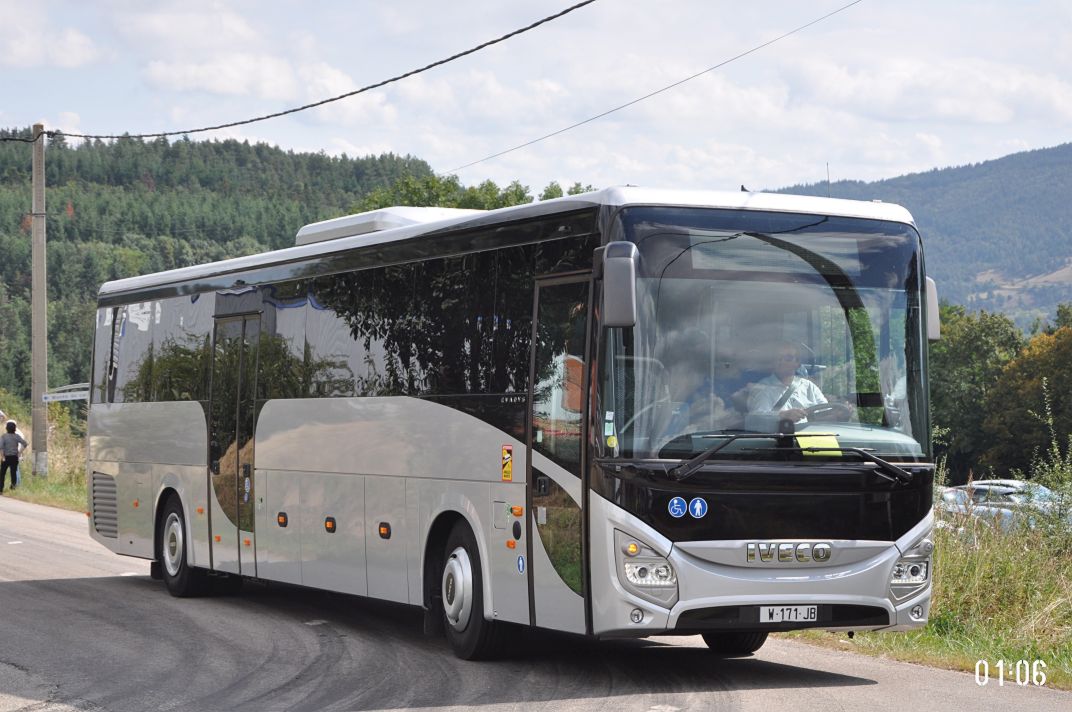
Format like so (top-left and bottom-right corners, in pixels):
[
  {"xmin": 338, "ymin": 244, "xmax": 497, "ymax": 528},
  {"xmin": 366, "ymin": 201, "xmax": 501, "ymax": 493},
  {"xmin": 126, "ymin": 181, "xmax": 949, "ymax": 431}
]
[{"xmin": 668, "ymin": 497, "xmax": 687, "ymax": 519}]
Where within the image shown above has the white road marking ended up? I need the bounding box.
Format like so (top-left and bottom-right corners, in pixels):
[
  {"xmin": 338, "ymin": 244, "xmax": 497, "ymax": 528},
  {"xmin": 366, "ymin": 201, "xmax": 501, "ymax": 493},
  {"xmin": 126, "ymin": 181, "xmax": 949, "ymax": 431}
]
[
  {"xmin": 120, "ymin": 572, "xmax": 141, "ymax": 577},
  {"xmin": 304, "ymin": 619, "xmax": 327, "ymax": 626},
  {"xmin": 8, "ymin": 540, "xmax": 22, "ymax": 545}
]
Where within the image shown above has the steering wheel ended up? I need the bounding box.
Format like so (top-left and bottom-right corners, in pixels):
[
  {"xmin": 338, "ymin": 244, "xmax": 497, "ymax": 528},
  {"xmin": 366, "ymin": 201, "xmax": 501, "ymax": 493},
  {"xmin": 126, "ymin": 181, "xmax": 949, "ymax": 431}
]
[
  {"xmin": 618, "ymin": 397, "xmax": 671, "ymax": 435},
  {"xmin": 804, "ymin": 402, "xmax": 853, "ymax": 422}
]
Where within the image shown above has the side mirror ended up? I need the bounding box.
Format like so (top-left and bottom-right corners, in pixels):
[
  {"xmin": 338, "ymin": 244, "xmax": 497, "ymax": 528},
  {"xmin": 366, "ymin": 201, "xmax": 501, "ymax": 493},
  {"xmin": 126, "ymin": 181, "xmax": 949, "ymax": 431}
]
[
  {"xmin": 602, "ymin": 241, "xmax": 639, "ymax": 327},
  {"xmin": 926, "ymin": 277, "xmax": 940, "ymax": 341}
]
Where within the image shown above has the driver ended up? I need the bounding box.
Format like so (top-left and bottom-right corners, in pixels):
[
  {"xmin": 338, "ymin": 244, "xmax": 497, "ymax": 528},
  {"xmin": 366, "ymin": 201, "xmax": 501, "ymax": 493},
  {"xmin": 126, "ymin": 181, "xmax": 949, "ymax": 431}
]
[{"xmin": 746, "ymin": 341, "xmax": 827, "ymax": 424}]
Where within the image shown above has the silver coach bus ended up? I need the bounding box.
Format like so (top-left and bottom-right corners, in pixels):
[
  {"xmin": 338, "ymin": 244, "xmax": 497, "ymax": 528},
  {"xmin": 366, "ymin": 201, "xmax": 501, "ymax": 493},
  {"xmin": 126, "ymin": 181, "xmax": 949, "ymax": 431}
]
[{"xmin": 87, "ymin": 187, "xmax": 939, "ymax": 659}]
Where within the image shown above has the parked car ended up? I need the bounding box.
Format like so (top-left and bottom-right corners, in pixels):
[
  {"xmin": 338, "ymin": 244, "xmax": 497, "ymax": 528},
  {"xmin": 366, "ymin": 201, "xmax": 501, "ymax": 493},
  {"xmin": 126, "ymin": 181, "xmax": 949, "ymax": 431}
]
[
  {"xmin": 939, "ymin": 480, "xmax": 1069, "ymax": 532},
  {"xmin": 935, "ymin": 486, "xmax": 1016, "ymax": 532},
  {"xmin": 964, "ymin": 480, "xmax": 1059, "ymax": 516}
]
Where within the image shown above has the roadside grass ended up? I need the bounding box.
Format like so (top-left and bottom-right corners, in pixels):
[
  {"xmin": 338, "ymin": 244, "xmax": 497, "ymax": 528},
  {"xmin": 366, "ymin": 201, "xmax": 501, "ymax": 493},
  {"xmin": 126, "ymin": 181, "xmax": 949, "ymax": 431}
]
[
  {"xmin": 8, "ymin": 467, "xmax": 86, "ymax": 511},
  {"xmin": 782, "ymin": 521, "xmax": 1072, "ymax": 690},
  {"xmin": 4, "ymin": 398, "xmax": 87, "ymax": 513}
]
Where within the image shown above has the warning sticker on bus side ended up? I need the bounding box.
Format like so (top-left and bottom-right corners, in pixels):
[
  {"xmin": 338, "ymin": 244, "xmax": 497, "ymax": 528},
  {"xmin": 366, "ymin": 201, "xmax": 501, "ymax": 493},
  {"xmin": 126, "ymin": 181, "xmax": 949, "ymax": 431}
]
[{"xmin": 502, "ymin": 445, "xmax": 513, "ymax": 481}]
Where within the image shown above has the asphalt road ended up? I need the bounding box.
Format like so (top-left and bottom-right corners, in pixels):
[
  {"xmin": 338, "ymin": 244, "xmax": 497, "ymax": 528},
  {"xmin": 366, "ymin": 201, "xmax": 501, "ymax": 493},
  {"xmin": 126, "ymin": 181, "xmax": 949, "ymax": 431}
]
[{"xmin": 1, "ymin": 494, "xmax": 1068, "ymax": 712}]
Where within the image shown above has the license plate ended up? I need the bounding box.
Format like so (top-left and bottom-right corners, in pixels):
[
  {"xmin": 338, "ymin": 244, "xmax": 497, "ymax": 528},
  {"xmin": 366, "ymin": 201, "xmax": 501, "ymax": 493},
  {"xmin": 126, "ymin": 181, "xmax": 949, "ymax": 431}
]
[{"xmin": 759, "ymin": 605, "xmax": 818, "ymax": 623}]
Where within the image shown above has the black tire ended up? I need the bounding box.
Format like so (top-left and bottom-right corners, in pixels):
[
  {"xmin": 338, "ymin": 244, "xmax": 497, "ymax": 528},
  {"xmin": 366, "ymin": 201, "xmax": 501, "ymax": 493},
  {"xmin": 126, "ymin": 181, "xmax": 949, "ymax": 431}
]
[
  {"xmin": 157, "ymin": 496, "xmax": 209, "ymax": 597},
  {"xmin": 440, "ymin": 521, "xmax": 502, "ymax": 660},
  {"xmin": 702, "ymin": 631, "xmax": 768, "ymax": 656}
]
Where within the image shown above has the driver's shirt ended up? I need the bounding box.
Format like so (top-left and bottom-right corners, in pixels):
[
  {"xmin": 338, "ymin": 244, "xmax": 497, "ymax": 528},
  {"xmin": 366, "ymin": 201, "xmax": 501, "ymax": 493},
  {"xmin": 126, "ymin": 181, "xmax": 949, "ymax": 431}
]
[{"xmin": 747, "ymin": 374, "xmax": 827, "ymax": 422}]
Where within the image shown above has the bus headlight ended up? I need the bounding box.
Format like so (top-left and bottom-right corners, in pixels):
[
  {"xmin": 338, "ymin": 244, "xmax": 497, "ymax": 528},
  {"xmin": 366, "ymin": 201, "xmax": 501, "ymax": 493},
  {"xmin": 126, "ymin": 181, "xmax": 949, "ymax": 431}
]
[
  {"xmin": 891, "ymin": 560, "xmax": 929, "ymax": 585},
  {"xmin": 614, "ymin": 530, "xmax": 678, "ymax": 607},
  {"xmin": 890, "ymin": 535, "xmax": 932, "ymax": 600},
  {"xmin": 623, "ymin": 561, "xmax": 677, "ymax": 587}
]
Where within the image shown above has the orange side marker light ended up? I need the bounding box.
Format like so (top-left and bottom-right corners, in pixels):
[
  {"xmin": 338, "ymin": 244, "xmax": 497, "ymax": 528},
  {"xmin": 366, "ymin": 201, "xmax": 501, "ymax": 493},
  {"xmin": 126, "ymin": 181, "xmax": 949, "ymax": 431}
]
[
  {"xmin": 214, "ymin": 535, "xmax": 222, "ymax": 543},
  {"xmin": 506, "ymin": 540, "xmax": 517, "ymax": 549},
  {"xmin": 243, "ymin": 538, "xmax": 251, "ymax": 547},
  {"xmin": 511, "ymin": 505, "xmax": 523, "ymax": 517},
  {"xmin": 197, "ymin": 507, "xmax": 204, "ymax": 515},
  {"xmin": 132, "ymin": 499, "xmax": 139, "ymax": 508}
]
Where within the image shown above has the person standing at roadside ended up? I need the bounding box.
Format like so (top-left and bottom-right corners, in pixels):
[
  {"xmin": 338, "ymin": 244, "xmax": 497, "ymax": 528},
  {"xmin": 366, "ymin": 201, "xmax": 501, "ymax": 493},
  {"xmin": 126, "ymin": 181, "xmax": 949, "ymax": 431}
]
[{"xmin": 0, "ymin": 420, "xmax": 28, "ymax": 493}]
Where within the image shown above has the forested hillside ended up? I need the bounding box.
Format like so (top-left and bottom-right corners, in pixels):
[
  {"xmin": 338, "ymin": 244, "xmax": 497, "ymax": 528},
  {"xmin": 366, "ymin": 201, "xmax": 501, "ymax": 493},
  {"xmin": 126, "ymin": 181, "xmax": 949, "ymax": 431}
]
[
  {"xmin": 779, "ymin": 142, "xmax": 1072, "ymax": 327},
  {"xmin": 0, "ymin": 127, "xmax": 434, "ymax": 397}
]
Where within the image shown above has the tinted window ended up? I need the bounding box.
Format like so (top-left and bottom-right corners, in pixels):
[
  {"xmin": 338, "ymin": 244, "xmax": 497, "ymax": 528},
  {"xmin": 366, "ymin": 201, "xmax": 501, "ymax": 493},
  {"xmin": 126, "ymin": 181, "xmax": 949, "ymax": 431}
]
[
  {"xmin": 151, "ymin": 294, "xmax": 214, "ymax": 401},
  {"xmin": 91, "ymin": 308, "xmax": 114, "ymax": 404},
  {"xmin": 259, "ymin": 281, "xmax": 309, "ymax": 400},
  {"xmin": 111, "ymin": 302, "xmax": 155, "ymax": 403},
  {"xmin": 310, "ymin": 246, "xmax": 537, "ymax": 398}
]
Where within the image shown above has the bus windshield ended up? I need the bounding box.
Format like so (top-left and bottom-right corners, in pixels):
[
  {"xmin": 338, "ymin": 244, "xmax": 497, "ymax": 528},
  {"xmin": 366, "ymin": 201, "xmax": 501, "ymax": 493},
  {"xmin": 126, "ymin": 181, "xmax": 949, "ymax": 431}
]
[{"xmin": 602, "ymin": 206, "xmax": 926, "ymax": 461}]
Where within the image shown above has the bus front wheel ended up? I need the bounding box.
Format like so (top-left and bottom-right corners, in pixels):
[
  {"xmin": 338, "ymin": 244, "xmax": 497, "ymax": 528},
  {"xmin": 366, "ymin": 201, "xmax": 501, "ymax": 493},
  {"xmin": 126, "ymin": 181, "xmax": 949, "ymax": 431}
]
[
  {"xmin": 157, "ymin": 496, "xmax": 209, "ymax": 597},
  {"xmin": 441, "ymin": 521, "xmax": 501, "ymax": 660},
  {"xmin": 701, "ymin": 631, "xmax": 768, "ymax": 656}
]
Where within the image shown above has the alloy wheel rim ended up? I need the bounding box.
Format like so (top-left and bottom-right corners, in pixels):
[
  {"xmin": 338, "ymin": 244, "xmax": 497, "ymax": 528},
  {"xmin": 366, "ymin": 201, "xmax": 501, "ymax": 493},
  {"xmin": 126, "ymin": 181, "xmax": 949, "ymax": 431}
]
[
  {"xmin": 163, "ymin": 512, "xmax": 184, "ymax": 577},
  {"xmin": 441, "ymin": 546, "xmax": 474, "ymax": 632}
]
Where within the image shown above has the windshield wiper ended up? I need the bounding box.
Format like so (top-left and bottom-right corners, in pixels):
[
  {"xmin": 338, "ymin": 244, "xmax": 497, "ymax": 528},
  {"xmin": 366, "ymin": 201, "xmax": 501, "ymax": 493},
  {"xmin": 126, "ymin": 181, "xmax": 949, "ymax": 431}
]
[
  {"xmin": 807, "ymin": 447, "xmax": 914, "ymax": 484},
  {"xmin": 669, "ymin": 433, "xmax": 789, "ymax": 481},
  {"xmin": 670, "ymin": 434, "xmax": 915, "ymax": 485},
  {"xmin": 739, "ymin": 445, "xmax": 914, "ymax": 485}
]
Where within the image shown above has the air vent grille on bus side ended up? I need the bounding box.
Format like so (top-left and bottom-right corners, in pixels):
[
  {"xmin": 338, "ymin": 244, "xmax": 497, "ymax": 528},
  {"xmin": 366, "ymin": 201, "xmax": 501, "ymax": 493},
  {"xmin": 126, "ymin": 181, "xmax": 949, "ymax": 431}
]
[{"xmin": 91, "ymin": 472, "xmax": 118, "ymax": 539}]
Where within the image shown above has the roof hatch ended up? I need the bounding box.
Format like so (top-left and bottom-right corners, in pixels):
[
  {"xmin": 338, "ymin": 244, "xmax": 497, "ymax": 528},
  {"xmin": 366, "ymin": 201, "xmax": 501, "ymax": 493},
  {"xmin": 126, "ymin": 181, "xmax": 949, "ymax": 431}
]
[{"xmin": 294, "ymin": 206, "xmax": 484, "ymax": 246}]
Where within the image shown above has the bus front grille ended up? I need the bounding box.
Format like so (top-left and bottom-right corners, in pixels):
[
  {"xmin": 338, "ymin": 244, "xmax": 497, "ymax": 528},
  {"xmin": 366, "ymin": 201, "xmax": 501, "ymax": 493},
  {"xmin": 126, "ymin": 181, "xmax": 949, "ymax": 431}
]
[{"xmin": 91, "ymin": 472, "xmax": 118, "ymax": 539}]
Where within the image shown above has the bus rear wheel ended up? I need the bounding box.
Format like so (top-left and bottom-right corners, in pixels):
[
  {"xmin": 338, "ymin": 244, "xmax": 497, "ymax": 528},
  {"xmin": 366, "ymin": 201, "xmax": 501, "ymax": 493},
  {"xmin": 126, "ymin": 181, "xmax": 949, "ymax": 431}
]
[
  {"xmin": 441, "ymin": 521, "xmax": 502, "ymax": 660},
  {"xmin": 701, "ymin": 631, "xmax": 768, "ymax": 656},
  {"xmin": 157, "ymin": 496, "xmax": 209, "ymax": 597}
]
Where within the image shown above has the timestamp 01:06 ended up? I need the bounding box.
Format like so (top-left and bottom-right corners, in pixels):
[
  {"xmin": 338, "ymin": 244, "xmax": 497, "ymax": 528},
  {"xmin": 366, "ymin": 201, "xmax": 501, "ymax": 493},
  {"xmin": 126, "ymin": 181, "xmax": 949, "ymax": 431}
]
[{"xmin": 975, "ymin": 659, "xmax": 1047, "ymax": 687}]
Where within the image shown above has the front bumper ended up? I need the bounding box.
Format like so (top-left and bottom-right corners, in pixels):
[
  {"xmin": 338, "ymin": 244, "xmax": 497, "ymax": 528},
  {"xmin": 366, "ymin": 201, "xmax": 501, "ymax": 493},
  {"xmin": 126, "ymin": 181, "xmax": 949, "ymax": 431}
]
[{"xmin": 589, "ymin": 493, "xmax": 932, "ymax": 637}]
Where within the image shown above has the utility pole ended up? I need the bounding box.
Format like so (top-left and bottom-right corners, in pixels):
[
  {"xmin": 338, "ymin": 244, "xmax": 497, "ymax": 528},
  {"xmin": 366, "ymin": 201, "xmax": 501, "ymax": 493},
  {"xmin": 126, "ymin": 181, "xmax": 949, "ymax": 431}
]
[{"xmin": 31, "ymin": 123, "xmax": 48, "ymax": 476}]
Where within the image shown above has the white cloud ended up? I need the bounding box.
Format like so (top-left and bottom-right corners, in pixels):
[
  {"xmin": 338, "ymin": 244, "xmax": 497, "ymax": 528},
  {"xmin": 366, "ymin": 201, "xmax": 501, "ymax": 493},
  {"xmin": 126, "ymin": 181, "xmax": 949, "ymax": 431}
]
[
  {"xmin": 49, "ymin": 111, "xmax": 84, "ymax": 141},
  {"xmin": 145, "ymin": 54, "xmax": 299, "ymax": 100},
  {"xmin": 298, "ymin": 62, "xmax": 398, "ymax": 126},
  {"xmin": 0, "ymin": 4, "xmax": 99, "ymax": 69},
  {"xmin": 788, "ymin": 55, "xmax": 1072, "ymax": 125},
  {"xmin": 116, "ymin": 4, "xmax": 259, "ymax": 55}
]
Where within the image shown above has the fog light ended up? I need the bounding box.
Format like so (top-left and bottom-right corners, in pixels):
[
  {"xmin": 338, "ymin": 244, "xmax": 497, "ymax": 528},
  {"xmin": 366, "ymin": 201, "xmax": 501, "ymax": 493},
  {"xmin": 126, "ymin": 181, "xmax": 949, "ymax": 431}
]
[
  {"xmin": 630, "ymin": 608, "xmax": 644, "ymax": 623},
  {"xmin": 910, "ymin": 605, "xmax": 924, "ymax": 621}
]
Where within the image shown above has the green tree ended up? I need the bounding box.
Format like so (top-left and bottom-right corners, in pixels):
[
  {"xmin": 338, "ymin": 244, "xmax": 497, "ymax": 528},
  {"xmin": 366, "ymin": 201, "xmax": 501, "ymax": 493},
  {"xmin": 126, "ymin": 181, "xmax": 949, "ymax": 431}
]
[
  {"xmin": 928, "ymin": 304, "xmax": 1024, "ymax": 481},
  {"xmin": 981, "ymin": 327, "xmax": 1072, "ymax": 475},
  {"xmin": 356, "ymin": 173, "xmax": 538, "ymax": 212},
  {"xmin": 567, "ymin": 182, "xmax": 595, "ymax": 195},
  {"xmin": 540, "ymin": 181, "xmax": 564, "ymax": 200}
]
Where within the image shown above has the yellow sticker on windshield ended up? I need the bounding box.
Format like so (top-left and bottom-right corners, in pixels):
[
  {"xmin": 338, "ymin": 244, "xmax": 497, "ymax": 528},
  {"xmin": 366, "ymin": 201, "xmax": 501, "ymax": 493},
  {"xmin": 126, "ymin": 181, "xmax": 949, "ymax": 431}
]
[{"xmin": 796, "ymin": 434, "xmax": 841, "ymax": 456}]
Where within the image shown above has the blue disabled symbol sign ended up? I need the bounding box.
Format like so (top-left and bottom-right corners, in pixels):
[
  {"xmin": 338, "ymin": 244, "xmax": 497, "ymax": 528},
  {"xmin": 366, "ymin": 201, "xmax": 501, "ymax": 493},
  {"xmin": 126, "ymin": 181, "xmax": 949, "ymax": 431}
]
[{"xmin": 668, "ymin": 496, "xmax": 687, "ymax": 519}]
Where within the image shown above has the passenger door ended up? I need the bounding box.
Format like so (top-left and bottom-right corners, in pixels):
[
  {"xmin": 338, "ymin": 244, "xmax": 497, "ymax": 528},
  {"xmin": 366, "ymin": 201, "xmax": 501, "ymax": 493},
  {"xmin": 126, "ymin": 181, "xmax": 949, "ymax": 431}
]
[
  {"xmin": 527, "ymin": 276, "xmax": 591, "ymax": 633},
  {"xmin": 208, "ymin": 314, "xmax": 260, "ymax": 577}
]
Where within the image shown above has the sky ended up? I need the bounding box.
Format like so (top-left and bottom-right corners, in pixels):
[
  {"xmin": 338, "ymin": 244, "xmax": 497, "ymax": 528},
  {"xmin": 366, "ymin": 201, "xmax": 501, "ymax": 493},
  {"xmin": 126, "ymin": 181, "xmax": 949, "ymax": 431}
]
[{"xmin": 2, "ymin": 0, "xmax": 1071, "ymax": 194}]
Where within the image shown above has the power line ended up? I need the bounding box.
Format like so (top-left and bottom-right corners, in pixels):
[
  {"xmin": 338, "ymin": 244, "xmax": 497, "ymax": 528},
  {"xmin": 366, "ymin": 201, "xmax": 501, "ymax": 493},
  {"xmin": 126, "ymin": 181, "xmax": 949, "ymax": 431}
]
[
  {"xmin": 9, "ymin": 1, "xmax": 598, "ymax": 143},
  {"xmin": 449, "ymin": 0, "xmax": 864, "ymax": 173},
  {"xmin": 0, "ymin": 134, "xmax": 43, "ymax": 144}
]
